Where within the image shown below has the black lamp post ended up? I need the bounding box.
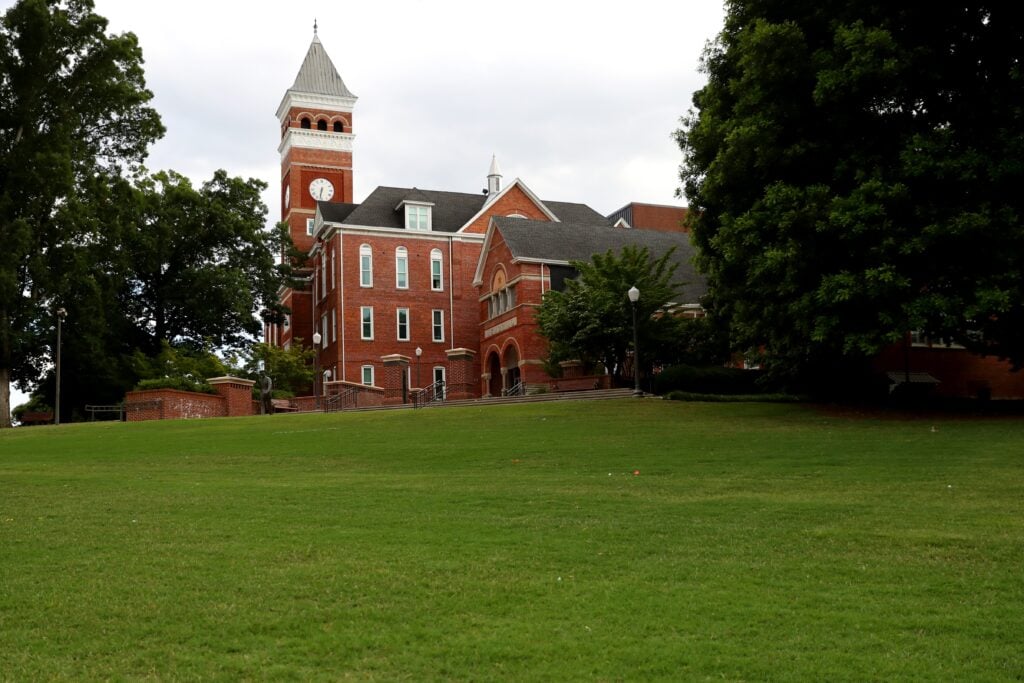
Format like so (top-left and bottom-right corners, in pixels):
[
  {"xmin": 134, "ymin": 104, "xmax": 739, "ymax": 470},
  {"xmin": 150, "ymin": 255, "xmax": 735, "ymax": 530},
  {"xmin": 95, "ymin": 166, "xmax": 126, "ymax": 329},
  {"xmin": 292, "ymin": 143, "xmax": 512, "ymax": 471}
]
[
  {"xmin": 627, "ymin": 286, "xmax": 642, "ymax": 397},
  {"xmin": 312, "ymin": 332, "xmax": 322, "ymax": 409},
  {"xmin": 55, "ymin": 307, "xmax": 67, "ymax": 424}
]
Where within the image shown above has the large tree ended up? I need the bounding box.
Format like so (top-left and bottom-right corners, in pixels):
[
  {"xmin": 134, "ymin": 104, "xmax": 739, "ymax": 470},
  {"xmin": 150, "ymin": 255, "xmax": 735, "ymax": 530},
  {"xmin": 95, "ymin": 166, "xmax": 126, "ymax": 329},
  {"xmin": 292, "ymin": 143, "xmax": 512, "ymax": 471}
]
[
  {"xmin": 535, "ymin": 245, "xmax": 685, "ymax": 386},
  {"xmin": 117, "ymin": 170, "xmax": 290, "ymax": 353},
  {"xmin": 26, "ymin": 170, "xmax": 294, "ymax": 421},
  {"xmin": 677, "ymin": 2, "xmax": 1024, "ymax": 386},
  {"xmin": 0, "ymin": 0, "xmax": 163, "ymax": 426}
]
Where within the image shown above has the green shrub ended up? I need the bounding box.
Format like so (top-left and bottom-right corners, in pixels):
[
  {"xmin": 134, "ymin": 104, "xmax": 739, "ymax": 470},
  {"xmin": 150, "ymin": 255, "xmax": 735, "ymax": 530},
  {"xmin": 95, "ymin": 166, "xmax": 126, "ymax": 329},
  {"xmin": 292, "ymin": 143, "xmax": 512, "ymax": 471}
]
[
  {"xmin": 662, "ymin": 390, "xmax": 803, "ymax": 403},
  {"xmin": 653, "ymin": 364, "xmax": 767, "ymax": 395},
  {"xmin": 133, "ymin": 377, "xmax": 216, "ymax": 394}
]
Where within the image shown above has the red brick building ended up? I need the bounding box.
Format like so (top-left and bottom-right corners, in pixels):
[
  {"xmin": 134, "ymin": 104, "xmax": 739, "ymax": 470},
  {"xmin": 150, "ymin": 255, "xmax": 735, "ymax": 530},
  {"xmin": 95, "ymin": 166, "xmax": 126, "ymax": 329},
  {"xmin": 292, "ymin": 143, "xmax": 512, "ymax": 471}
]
[{"xmin": 266, "ymin": 31, "xmax": 702, "ymax": 402}]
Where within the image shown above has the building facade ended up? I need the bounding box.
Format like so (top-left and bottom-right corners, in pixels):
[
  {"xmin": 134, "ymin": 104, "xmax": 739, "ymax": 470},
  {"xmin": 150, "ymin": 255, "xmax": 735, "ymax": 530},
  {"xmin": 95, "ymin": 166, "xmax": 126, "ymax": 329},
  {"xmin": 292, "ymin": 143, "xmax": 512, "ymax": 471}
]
[{"xmin": 266, "ymin": 31, "xmax": 705, "ymax": 403}]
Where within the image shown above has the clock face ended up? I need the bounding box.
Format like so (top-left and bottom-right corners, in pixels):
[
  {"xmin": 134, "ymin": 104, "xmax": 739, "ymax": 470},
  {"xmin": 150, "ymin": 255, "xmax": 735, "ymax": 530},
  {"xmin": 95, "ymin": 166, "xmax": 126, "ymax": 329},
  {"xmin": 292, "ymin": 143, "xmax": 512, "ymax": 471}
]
[{"xmin": 309, "ymin": 178, "xmax": 335, "ymax": 201}]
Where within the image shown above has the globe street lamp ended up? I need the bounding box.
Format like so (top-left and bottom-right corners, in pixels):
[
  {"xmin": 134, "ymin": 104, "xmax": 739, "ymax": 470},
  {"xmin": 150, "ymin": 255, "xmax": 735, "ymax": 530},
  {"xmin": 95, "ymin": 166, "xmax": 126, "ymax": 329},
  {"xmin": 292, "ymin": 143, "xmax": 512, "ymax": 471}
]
[
  {"xmin": 627, "ymin": 286, "xmax": 642, "ymax": 397},
  {"xmin": 415, "ymin": 346, "xmax": 423, "ymax": 390},
  {"xmin": 312, "ymin": 332, "xmax": 322, "ymax": 409},
  {"xmin": 55, "ymin": 307, "xmax": 67, "ymax": 424}
]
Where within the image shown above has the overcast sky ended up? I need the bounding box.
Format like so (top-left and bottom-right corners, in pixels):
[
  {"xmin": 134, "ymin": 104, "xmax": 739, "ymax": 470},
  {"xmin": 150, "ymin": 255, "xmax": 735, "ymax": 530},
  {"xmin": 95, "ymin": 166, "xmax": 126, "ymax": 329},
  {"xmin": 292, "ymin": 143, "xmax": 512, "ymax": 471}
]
[{"xmin": 5, "ymin": 0, "xmax": 726, "ymax": 410}]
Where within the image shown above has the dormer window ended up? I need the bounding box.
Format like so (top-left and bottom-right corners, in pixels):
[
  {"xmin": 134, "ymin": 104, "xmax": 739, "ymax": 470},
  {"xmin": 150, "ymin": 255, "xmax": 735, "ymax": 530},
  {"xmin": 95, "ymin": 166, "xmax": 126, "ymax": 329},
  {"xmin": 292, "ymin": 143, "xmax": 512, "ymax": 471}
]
[{"xmin": 405, "ymin": 204, "xmax": 431, "ymax": 231}]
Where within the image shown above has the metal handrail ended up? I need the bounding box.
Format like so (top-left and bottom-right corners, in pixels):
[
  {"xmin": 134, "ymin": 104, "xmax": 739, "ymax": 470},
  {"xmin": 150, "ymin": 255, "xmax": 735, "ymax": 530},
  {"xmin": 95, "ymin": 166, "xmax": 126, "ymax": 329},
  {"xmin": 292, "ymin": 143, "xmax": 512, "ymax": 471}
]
[
  {"xmin": 323, "ymin": 387, "xmax": 360, "ymax": 412},
  {"xmin": 504, "ymin": 381, "xmax": 525, "ymax": 397},
  {"xmin": 414, "ymin": 379, "xmax": 446, "ymax": 407}
]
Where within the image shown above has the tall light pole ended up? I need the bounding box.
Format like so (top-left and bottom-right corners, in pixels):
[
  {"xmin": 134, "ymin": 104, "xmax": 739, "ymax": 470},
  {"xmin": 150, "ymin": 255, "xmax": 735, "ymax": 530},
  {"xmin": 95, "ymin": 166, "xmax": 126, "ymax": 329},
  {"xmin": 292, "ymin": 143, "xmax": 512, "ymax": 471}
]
[
  {"xmin": 627, "ymin": 286, "xmax": 642, "ymax": 397},
  {"xmin": 312, "ymin": 332, "xmax": 322, "ymax": 409},
  {"xmin": 55, "ymin": 307, "xmax": 67, "ymax": 425}
]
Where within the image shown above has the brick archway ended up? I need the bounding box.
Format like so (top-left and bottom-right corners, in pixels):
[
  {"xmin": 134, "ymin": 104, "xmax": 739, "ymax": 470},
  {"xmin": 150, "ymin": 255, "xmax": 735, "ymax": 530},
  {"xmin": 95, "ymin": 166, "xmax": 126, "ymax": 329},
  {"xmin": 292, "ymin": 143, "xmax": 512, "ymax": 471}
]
[
  {"xmin": 485, "ymin": 350, "xmax": 502, "ymax": 397},
  {"xmin": 502, "ymin": 341, "xmax": 521, "ymax": 391}
]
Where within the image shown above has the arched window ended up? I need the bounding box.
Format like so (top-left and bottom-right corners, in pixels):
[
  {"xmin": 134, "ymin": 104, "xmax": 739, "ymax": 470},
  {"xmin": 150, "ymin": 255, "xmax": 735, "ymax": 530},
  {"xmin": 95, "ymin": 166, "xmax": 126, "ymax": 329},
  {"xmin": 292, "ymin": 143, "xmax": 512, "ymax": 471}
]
[
  {"xmin": 395, "ymin": 247, "xmax": 408, "ymax": 289},
  {"xmin": 430, "ymin": 249, "xmax": 443, "ymax": 291},
  {"xmin": 317, "ymin": 119, "xmax": 328, "ymax": 131},
  {"xmin": 333, "ymin": 121, "xmax": 343, "ymax": 133},
  {"xmin": 300, "ymin": 118, "xmax": 311, "ymax": 129},
  {"xmin": 360, "ymin": 244, "xmax": 373, "ymax": 287}
]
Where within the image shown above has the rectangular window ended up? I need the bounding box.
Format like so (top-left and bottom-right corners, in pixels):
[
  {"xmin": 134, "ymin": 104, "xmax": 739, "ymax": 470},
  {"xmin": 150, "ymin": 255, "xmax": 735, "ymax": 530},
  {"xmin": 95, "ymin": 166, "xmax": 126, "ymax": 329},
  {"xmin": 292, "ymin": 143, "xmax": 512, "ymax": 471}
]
[
  {"xmin": 431, "ymin": 256, "xmax": 443, "ymax": 291},
  {"xmin": 361, "ymin": 365, "xmax": 374, "ymax": 386},
  {"xmin": 331, "ymin": 309, "xmax": 337, "ymax": 343},
  {"xmin": 320, "ymin": 315, "xmax": 328, "ymax": 348},
  {"xmin": 432, "ymin": 309, "xmax": 444, "ymax": 342},
  {"xmin": 320, "ymin": 251, "xmax": 327, "ymax": 298},
  {"xmin": 306, "ymin": 218, "xmax": 316, "ymax": 236},
  {"xmin": 360, "ymin": 245, "xmax": 372, "ymax": 287},
  {"xmin": 406, "ymin": 205, "xmax": 430, "ymax": 231},
  {"xmin": 397, "ymin": 308, "xmax": 410, "ymax": 341},
  {"xmin": 396, "ymin": 249, "xmax": 408, "ymax": 289},
  {"xmin": 361, "ymin": 306, "xmax": 373, "ymax": 340},
  {"xmin": 330, "ymin": 248, "xmax": 335, "ymax": 289}
]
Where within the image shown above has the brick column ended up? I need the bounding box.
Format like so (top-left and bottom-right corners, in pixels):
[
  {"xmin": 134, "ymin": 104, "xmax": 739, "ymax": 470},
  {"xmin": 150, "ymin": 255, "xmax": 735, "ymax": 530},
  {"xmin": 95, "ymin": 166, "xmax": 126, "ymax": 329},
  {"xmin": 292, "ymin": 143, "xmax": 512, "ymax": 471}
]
[
  {"xmin": 380, "ymin": 354, "xmax": 411, "ymax": 405},
  {"xmin": 445, "ymin": 348, "xmax": 477, "ymax": 400},
  {"xmin": 208, "ymin": 376, "xmax": 256, "ymax": 417}
]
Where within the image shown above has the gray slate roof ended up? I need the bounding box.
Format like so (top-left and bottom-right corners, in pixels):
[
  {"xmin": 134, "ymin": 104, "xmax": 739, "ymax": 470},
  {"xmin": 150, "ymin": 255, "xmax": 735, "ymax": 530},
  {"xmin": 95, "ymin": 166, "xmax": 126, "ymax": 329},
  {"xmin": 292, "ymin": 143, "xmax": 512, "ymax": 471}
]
[
  {"xmin": 289, "ymin": 36, "xmax": 356, "ymax": 99},
  {"xmin": 492, "ymin": 217, "xmax": 707, "ymax": 303},
  {"xmin": 331, "ymin": 186, "xmax": 610, "ymax": 234},
  {"xmin": 318, "ymin": 202, "xmax": 359, "ymax": 223}
]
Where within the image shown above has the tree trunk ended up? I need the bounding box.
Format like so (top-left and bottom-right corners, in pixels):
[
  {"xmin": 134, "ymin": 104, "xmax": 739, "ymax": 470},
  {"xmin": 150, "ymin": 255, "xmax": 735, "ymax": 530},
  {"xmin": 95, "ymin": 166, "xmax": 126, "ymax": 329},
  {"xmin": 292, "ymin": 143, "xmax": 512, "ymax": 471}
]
[{"xmin": 0, "ymin": 366, "xmax": 12, "ymax": 428}]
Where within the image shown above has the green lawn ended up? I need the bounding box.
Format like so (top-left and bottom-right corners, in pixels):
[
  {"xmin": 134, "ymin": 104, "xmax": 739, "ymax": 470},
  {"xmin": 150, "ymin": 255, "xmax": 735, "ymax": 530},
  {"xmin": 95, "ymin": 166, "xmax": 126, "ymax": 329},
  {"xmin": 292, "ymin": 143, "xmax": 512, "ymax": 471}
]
[{"xmin": 1, "ymin": 400, "xmax": 1023, "ymax": 680}]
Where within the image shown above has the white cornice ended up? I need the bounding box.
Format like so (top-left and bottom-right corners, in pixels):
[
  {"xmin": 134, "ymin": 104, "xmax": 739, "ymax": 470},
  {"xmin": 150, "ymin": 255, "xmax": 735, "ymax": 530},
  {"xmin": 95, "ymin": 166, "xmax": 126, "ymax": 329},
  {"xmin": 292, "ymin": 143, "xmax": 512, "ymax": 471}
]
[
  {"xmin": 279, "ymin": 129, "xmax": 355, "ymax": 157},
  {"xmin": 276, "ymin": 91, "xmax": 357, "ymax": 122},
  {"xmin": 307, "ymin": 222, "xmax": 485, "ymax": 257}
]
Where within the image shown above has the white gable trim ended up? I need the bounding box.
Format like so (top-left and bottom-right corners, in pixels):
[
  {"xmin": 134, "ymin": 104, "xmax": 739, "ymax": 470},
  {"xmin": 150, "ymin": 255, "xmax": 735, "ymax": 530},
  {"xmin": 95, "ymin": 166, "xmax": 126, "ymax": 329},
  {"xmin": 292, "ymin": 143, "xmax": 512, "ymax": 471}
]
[
  {"xmin": 457, "ymin": 177, "xmax": 559, "ymax": 234},
  {"xmin": 472, "ymin": 217, "xmax": 502, "ymax": 286}
]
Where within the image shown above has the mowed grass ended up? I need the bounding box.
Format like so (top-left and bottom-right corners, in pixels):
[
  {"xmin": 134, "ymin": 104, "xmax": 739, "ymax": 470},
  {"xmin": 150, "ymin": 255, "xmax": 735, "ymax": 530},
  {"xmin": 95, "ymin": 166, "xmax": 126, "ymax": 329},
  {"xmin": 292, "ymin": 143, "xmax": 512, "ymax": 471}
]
[{"xmin": 1, "ymin": 400, "xmax": 1023, "ymax": 681}]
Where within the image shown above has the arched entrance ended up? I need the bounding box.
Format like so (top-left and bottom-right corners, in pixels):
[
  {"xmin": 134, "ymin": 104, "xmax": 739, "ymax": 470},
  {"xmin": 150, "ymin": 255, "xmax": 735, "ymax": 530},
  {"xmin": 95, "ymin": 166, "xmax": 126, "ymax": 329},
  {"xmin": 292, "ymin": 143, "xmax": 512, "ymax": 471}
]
[
  {"xmin": 486, "ymin": 351, "xmax": 502, "ymax": 397},
  {"xmin": 502, "ymin": 343, "xmax": 521, "ymax": 394}
]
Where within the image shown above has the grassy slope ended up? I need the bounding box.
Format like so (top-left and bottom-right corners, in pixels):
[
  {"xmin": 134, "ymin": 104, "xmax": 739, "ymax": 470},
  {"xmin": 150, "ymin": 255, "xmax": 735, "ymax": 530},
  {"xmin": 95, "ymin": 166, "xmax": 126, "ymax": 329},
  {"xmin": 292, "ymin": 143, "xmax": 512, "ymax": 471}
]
[{"xmin": 1, "ymin": 401, "xmax": 1022, "ymax": 681}]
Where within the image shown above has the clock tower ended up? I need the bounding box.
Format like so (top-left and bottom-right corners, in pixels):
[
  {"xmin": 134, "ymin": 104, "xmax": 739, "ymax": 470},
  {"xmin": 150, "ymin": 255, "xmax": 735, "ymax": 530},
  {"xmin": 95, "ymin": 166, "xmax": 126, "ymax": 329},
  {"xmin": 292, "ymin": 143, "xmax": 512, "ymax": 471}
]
[
  {"xmin": 270, "ymin": 24, "xmax": 356, "ymax": 350},
  {"xmin": 277, "ymin": 24, "xmax": 356, "ymax": 255}
]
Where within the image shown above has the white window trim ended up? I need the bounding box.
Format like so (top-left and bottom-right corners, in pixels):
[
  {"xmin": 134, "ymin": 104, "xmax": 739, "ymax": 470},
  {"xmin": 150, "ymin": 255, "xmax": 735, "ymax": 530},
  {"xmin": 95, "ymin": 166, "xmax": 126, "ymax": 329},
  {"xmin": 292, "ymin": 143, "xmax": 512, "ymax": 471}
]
[
  {"xmin": 320, "ymin": 315, "xmax": 328, "ymax": 348},
  {"xmin": 404, "ymin": 203, "xmax": 432, "ymax": 231},
  {"xmin": 397, "ymin": 307, "xmax": 410, "ymax": 341},
  {"xmin": 361, "ymin": 365, "xmax": 374, "ymax": 386},
  {"xmin": 396, "ymin": 247, "xmax": 408, "ymax": 289},
  {"xmin": 331, "ymin": 309, "xmax": 337, "ymax": 343},
  {"xmin": 360, "ymin": 244, "xmax": 373, "ymax": 288},
  {"xmin": 430, "ymin": 249, "xmax": 443, "ymax": 291},
  {"xmin": 320, "ymin": 251, "xmax": 327, "ymax": 298},
  {"xmin": 361, "ymin": 306, "xmax": 374, "ymax": 340},
  {"xmin": 433, "ymin": 366, "xmax": 446, "ymax": 399},
  {"xmin": 432, "ymin": 309, "xmax": 445, "ymax": 343},
  {"xmin": 306, "ymin": 218, "xmax": 315, "ymax": 236}
]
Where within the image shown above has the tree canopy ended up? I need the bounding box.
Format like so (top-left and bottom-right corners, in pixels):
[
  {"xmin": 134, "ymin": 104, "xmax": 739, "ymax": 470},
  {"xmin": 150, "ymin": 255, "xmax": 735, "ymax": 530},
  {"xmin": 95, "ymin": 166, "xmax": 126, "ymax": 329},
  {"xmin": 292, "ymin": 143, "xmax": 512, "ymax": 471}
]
[
  {"xmin": 0, "ymin": 0, "xmax": 163, "ymax": 426},
  {"xmin": 677, "ymin": 2, "xmax": 1024, "ymax": 386},
  {"xmin": 535, "ymin": 245, "xmax": 686, "ymax": 386}
]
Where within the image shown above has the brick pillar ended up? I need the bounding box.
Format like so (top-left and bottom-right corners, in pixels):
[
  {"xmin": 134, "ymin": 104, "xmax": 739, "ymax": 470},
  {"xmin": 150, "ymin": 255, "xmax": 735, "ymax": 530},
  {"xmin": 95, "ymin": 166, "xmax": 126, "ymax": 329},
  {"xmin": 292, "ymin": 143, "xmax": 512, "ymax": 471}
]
[
  {"xmin": 445, "ymin": 348, "xmax": 477, "ymax": 400},
  {"xmin": 559, "ymin": 360, "xmax": 584, "ymax": 378},
  {"xmin": 208, "ymin": 376, "xmax": 256, "ymax": 417},
  {"xmin": 380, "ymin": 354, "xmax": 411, "ymax": 405}
]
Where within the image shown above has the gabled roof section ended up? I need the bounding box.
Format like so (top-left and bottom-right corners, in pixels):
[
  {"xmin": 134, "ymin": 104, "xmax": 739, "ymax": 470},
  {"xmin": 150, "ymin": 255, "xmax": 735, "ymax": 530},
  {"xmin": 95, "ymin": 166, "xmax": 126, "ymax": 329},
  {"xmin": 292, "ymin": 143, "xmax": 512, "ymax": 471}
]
[
  {"xmin": 460, "ymin": 177, "xmax": 558, "ymax": 232},
  {"xmin": 394, "ymin": 188, "xmax": 434, "ymax": 208},
  {"xmin": 317, "ymin": 201, "xmax": 359, "ymax": 223},
  {"xmin": 482, "ymin": 217, "xmax": 707, "ymax": 302},
  {"xmin": 330, "ymin": 187, "xmax": 486, "ymax": 233},
  {"xmin": 289, "ymin": 34, "xmax": 356, "ymax": 99}
]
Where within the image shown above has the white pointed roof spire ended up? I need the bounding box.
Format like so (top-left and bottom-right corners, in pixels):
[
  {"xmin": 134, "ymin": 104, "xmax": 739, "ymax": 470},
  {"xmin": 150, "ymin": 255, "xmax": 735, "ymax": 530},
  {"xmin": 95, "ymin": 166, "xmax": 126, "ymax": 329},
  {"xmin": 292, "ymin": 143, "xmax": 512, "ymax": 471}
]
[{"xmin": 487, "ymin": 154, "xmax": 502, "ymax": 196}]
